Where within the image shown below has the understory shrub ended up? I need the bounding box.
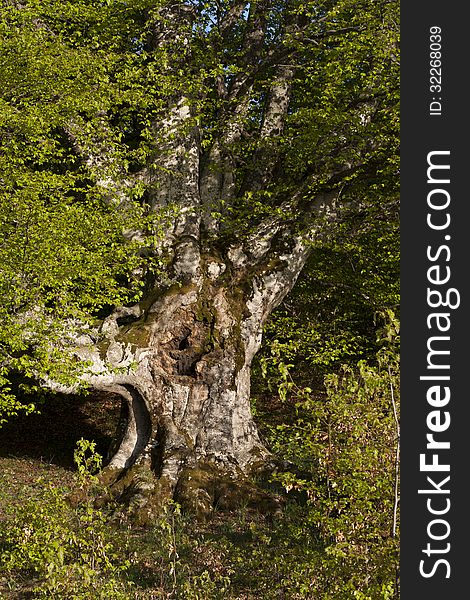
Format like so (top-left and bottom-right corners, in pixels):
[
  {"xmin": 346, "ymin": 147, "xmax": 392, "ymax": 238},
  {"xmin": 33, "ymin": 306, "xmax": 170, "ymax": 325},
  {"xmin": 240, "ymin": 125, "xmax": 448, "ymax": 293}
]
[{"xmin": 266, "ymin": 313, "xmax": 400, "ymax": 598}]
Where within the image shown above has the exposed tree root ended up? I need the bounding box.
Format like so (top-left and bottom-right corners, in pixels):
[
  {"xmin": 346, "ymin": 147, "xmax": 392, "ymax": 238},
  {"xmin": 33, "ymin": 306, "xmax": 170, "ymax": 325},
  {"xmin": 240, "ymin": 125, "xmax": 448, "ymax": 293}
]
[{"xmin": 87, "ymin": 460, "xmax": 283, "ymax": 524}]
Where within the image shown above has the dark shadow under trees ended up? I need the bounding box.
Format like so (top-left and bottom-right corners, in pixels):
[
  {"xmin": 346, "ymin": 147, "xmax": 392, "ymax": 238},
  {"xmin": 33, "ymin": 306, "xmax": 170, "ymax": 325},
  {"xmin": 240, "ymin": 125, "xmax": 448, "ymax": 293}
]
[{"xmin": 0, "ymin": 391, "xmax": 121, "ymax": 470}]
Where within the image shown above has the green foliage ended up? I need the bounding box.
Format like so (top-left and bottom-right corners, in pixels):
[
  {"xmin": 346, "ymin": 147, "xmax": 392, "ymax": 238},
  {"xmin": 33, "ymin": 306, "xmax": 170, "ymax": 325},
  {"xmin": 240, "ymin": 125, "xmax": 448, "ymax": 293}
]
[
  {"xmin": 0, "ymin": 383, "xmax": 36, "ymax": 426},
  {"xmin": 0, "ymin": 440, "xmax": 232, "ymax": 599},
  {"xmin": 264, "ymin": 314, "xmax": 400, "ymax": 597},
  {"xmin": 258, "ymin": 208, "xmax": 399, "ymax": 390},
  {"xmin": 284, "ymin": 0, "xmax": 399, "ymax": 181},
  {"xmin": 0, "ymin": 488, "xmax": 130, "ymax": 599},
  {"xmin": 0, "ymin": 440, "xmax": 130, "ymax": 598},
  {"xmin": 74, "ymin": 438, "xmax": 103, "ymax": 487},
  {"xmin": 0, "ymin": 0, "xmax": 174, "ymax": 418},
  {"xmin": 129, "ymin": 500, "xmax": 232, "ymax": 599}
]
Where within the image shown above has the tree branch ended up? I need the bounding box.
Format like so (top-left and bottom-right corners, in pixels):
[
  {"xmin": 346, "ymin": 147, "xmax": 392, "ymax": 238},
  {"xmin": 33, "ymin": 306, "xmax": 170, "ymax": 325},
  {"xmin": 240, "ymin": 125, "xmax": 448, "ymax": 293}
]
[
  {"xmin": 218, "ymin": 1, "xmax": 249, "ymax": 37},
  {"xmin": 65, "ymin": 116, "xmax": 136, "ymax": 207}
]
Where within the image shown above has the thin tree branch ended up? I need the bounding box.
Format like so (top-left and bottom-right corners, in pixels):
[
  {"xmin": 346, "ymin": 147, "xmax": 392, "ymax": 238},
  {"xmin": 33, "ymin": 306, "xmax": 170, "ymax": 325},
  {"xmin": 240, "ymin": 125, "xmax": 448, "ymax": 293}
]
[
  {"xmin": 388, "ymin": 365, "xmax": 400, "ymax": 539},
  {"xmin": 218, "ymin": 1, "xmax": 249, "ymax": 36}
]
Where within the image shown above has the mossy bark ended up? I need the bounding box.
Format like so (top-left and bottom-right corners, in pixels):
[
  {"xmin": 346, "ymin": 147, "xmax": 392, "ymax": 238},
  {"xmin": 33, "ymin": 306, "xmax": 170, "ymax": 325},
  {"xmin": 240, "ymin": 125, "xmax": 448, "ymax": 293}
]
[{"xmin": 77, "ymin": 270, "xmax": 300, "ymax": 520}]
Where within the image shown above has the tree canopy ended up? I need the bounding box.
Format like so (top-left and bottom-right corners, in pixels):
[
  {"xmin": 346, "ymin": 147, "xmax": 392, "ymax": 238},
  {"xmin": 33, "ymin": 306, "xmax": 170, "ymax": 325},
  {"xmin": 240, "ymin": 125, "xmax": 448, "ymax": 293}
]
[{"xmin": 1, "ymin": 0, "xmax": 399, "ymax": 420}]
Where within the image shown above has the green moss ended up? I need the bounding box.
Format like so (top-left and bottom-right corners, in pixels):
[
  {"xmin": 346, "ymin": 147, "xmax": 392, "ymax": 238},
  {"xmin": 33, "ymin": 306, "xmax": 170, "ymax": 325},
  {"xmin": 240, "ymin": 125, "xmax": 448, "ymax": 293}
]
[
  {"xmin": 97, "ymin": 339, "xmax": 110, "ymax": 362},
  {"xmin": 130, "ymin": 476, "xmax": 175, "ymax": 526},
  {"xmin": 195, "ymin": 297, "xmax": 215, "ymax": 324},
  {"xmin": 118, "ymin": 322, "xmax": 152, "ymax": 348},
  {"xmin": 173, "ymin": 461, "xmax": 283, "ymax": 521},
  {"xmin": 99, "ymin": 466, "xmax": 124, "ymax": 489}
]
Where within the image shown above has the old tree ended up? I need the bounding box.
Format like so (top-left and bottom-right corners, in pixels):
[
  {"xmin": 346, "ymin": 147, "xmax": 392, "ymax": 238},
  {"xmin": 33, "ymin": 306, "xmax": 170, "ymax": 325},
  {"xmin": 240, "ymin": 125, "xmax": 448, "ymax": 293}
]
[{"xmin": 0, "ymin": 0, "xmax": 398, "ymax": 518}]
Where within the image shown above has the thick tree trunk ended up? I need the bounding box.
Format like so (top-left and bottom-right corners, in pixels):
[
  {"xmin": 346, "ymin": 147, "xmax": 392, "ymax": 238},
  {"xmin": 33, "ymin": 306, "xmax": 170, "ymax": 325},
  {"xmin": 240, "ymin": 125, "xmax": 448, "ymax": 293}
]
[{"xmin": 73, "ymin": 246, "xmax": 306, "ymax": 520}]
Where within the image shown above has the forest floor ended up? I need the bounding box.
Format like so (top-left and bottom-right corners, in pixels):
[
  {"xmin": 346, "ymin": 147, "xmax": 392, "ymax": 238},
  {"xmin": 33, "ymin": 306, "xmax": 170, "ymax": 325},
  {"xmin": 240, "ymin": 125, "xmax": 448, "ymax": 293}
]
[{"xmin": 0, "ymin": 391, "xmax": 316, "ymax": 599}]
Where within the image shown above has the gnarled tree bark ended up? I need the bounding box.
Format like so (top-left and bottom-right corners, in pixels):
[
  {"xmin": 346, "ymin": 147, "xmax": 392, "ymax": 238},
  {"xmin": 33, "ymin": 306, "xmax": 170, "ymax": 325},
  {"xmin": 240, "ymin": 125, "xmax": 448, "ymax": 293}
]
[{"xmin": 71, "ymin": 231, "xmax": 315, "ymax": 520}]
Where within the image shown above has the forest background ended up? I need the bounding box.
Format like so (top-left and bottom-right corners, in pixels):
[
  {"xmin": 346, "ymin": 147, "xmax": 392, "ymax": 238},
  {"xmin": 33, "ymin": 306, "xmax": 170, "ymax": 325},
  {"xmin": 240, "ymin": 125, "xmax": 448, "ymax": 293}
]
[{"xmin": 0, "ymin": 1, "xmax": 399, "ymax": 598}]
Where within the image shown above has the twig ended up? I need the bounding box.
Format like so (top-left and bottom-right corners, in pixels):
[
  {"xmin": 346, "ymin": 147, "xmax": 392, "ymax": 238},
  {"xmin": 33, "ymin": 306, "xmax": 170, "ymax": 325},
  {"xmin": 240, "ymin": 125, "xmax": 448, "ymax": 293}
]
[{"xmin": 388, "ymin": 365, "xmax": 400, "ymax": 538}]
